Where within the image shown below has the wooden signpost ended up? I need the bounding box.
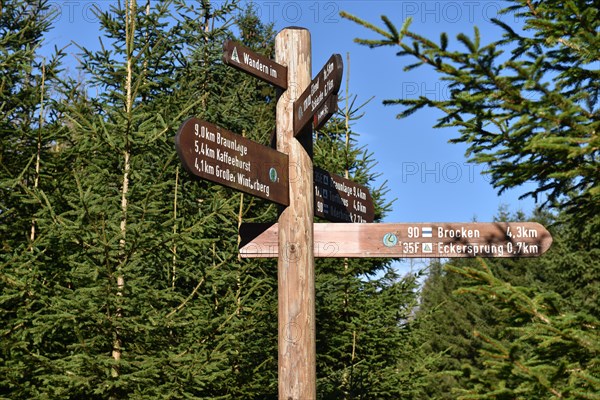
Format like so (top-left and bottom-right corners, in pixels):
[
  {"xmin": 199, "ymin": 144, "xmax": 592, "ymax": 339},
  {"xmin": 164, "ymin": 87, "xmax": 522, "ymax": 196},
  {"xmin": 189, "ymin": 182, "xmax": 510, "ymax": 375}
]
[
  {"xmin": 275, "ymin": 28, "xmax": 316, "ymax": 399},
  {"xmin": 175, "ymin": 29, "xmax": 554, "ymax": 400},
  {"xmin": 239, "ymin": 222, "xmax": 553, "ymax": 258}
]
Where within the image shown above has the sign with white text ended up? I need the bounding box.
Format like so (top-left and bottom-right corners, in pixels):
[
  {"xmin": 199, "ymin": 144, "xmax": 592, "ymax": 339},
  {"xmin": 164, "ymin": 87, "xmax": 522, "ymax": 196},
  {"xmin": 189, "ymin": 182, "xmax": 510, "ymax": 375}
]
[
  {"xmin": 223, "ymin": 39, "xmax": 288, "ymax": 89},
  {"xmin": 313, "ymin": 94, "xmax": 338, "ymax": 131},
  {"xmin": 314, "ymin": 167, "xmax": 374, "ymax": 223},
  {"xmin": 239, "ymin": 222, "xmax": 553, "ymax": 258},
  {"xmin": 293, "ymin": 54, "xmax": 343, "ymax": 135},
  {"xmin": 176, "ymin": 118, "xmax": 289, "ymax": 206}
]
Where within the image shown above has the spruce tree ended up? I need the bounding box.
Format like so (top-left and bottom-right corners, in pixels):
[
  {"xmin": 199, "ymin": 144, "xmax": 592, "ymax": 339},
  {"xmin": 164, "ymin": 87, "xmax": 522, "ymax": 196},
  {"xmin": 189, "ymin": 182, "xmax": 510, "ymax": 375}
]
[
  {"xmin": 2, "ymin": 1, "xmax": 278, "ymax": 397},
  {"xmin": 1, "ymin": 0, "xmax": 66, "ymax": 396},
  {"xmin": 0, "ymin": 1, "xmax": 64, "ymax": 257},
  {"xmin": 341, "ymin": 1, "xmax": 600, "ymax": 397},
  {"xmin": 415, "ymin": 209, "xmax": 600, "ymax": 399},
  {"xmin": 1, "ymin": 1, "xmax": 435, "ymax": 397},
  {"xmin": 52, "ymin": 1, "xmax": 283, "ymax": 397},
  {"xmin": 415, "ymin": 259, "xmax": 499, "ymax": 399}
]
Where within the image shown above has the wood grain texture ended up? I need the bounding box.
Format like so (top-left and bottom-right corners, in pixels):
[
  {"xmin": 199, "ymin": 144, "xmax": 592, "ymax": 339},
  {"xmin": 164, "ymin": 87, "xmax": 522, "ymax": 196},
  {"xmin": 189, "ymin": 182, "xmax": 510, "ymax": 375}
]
[
  {"xmin": 275, "ymin": 28, "xmax": 316, "ymax": 400},
  {"xmin": 240, "ymin": 222, "xmax": 553, "ymax": 258}
]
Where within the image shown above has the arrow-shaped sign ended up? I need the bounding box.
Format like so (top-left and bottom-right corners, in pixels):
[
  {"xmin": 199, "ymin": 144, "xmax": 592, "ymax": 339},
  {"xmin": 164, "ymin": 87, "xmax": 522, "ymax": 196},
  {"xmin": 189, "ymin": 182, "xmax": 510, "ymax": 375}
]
[
  {"xmin": 223, "ymin": 39, "xmax": 288, "ymax": 90},
  {"xmin": 239, "ymin": 222, "xmax": 553, "ymax": 258},
  {"xmin": 313, "ymin": 94, "xmax": 338, "ymax": 132},
  {"xmin": 293, "ymin": 54, "xmax": 343, "ymax": 135},
  {"xmin": 313, "ymin": 167, "xmax": 374, "ymax": 223},
  {"xmin": 175, "ymin": 118, "xmax": 289, "ymax": 206}
]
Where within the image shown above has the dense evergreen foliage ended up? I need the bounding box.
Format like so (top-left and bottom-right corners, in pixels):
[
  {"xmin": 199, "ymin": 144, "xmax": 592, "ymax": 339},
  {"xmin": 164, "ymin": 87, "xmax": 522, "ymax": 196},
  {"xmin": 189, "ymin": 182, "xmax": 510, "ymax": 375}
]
[
  {"xmin": 2, "ymin": 0, "xmax": 598, "ymax": 398},
  {"xmin": 343, "ymin": 0, "xmax": 600, "ymax": 398},
  {"xmin": 415, "ymin": 210, "xmax": 600, "ymax": 399},
  {"xmin": 1, "ymin": 1, "xmax": 417, "ymax": 398}
]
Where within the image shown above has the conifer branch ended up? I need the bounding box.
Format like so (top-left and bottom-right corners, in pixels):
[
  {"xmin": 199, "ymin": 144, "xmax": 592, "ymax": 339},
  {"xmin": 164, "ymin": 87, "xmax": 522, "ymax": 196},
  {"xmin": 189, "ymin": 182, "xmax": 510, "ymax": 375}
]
[{"xmin": 166, "ymin": 257, "xmax": 228, "ymax": 319}]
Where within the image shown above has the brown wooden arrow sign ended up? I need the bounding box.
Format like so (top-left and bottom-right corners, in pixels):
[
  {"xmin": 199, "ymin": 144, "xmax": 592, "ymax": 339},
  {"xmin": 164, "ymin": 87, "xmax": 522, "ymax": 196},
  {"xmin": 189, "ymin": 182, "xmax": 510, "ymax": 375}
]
[
  {"xmin": 239, "ymin": 222, "xmax": 553, "ymax": 258},
  {"xmin": 175, "ymin": 117, "xmax": 289, "ymax": 206},
  {"xmin": 314, "ymin": 167, "xmax": 374, "ymax": 223},
  {"xmin": 313, "ymin": 94, "xmax": 338, "ymax": 132},
  {"xmin": 293, "ymin": 54, "xmax": 343, "ymax": 135},
  {"xmin": 223, "ymin": 39, "xmax": 288, "ymax": 89}
]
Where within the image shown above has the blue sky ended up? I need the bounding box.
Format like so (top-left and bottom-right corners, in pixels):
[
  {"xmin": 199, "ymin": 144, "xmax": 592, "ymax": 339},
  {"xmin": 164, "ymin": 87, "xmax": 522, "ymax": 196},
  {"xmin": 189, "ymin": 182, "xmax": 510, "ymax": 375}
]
[{"xmin": 41, "ymin": 1, "xmax": 539, "ymax": 233}]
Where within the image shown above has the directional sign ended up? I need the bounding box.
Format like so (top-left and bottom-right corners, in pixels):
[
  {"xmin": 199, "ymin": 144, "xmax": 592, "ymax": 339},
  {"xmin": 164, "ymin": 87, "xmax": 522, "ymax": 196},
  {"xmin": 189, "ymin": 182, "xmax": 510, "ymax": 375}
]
[
  {"xmin": 175, "ymin": 117, "xmax": 289, "ymax": 206},
  {"xmin": 314, "ymin": 167, "xmax": 374, "ymax": 223},
  {"xmin": 313, "ymin": 94, "xmax": 338, "ymax": 132},
  {"xmin": 223, "ymin": 39, "xmax": 288, "ymax": 89},
  {"xmin": 293, "ymin": 54, "xmax": 343, "ymax": 135},
  {"xmin": 239, "ymin": 222, "xmax": 553, "ymax": 258}
]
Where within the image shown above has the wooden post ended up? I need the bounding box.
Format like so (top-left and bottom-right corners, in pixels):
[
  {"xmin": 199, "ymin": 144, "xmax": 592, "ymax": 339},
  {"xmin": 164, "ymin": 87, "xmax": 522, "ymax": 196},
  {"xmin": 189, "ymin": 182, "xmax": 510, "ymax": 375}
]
[{"xmin": 275, "ymin": 28, "xmax": 316, "ymax": 399}]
